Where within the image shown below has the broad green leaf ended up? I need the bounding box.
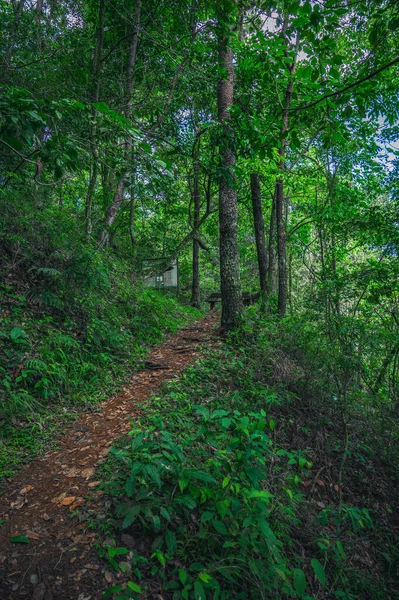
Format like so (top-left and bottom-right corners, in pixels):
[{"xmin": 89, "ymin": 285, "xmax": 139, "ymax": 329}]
[
  {"xmin": 165, "ymin": 529, "xmax": 177, "ymax": 556},
  {"xmin": 194, "ymin": 579, "xmax": 206, "ymax": 600},
  {"xmin": 293, "ymin": 568, "xmax": 307, "ymax": 596},
  {"xmin": 311, "ymin": 559, "xmax": 326, "ymax": 586},
  {"xmin": 212, "ymin": 520, "xmax": 228, "ymax": 535},
  {"xmin": 102, "ymin": 584, "xmax": 124, "ymax": 598},
  {"xmin": 10, "ymin": 535, "xmax": 29, "ymax": 544},
  {"xmin": 127, "ymin": 581, "xmax": 142, "ymax": 594}
]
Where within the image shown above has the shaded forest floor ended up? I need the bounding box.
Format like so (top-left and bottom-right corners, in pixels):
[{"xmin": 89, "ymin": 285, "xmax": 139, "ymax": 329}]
[
  {"xmin": 0, "ymin": 310, "xmax": 398, "ymax": 600},
  {"xmin": 0, "ymin": 313, "xmax": 219, "ymax": 599}
]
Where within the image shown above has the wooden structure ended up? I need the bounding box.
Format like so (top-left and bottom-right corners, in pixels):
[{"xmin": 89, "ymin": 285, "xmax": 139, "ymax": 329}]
[
  {"xmin": 143, "ymin": 258, "xmax": 178, "ymax": 290},
  {"xmin": 205, "ymin": 291, "xmax": 260, "ymax": 310}
]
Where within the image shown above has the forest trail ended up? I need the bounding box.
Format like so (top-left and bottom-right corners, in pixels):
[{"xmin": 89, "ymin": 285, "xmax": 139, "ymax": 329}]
[{"xmin": 0, "ymin": 313, "xmax": 219, "ymax": 600}]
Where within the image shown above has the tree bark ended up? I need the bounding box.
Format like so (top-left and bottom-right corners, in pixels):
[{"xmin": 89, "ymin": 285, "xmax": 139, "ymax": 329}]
[
  {"xmin": 36, "ymin": 0, "xmax": 43, "ymax": 25},
  {"xmin": 266, "ymin": 190, "xmax": 277, "ymax": 296},
  {"xmin": 191, "ymin": 156, "xmax": 201, "ymax": 308},
  {"xmin": 217, "ymin": 7, "xmax": 242, "ymax": 330},
  {"xmin": 276, "ymin": 28, "xmax": 299, "ymax": 316},
  {"xmin": 276, "ymin": 177, "xmax": 287, "ymax": 316},
  {"xmin": 250, "ymin": 173, "xmax": 268, "ymax": 293},
  {"xmin": 99, "ymin": 0, "xmax": 141, "ymax": 246},
  {"xmin": 86, "ymin": 0, "xmax": 105, "ymax": 237}
]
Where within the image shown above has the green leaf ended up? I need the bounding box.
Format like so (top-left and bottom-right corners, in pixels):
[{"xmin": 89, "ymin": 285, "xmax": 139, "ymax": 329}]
[
  {"xmin": 258, "ymin": 517, "xmax": 281, "ymax": 561},
  {"xmin": 165, "ymin": 529, "xmax": 177, "ymax": 556},
  {"xmin": 200, "ymin": 511, "xmax": 214, "ymax": 523},
  {"xmin": 122, "ymin": 505, "xmax": 141, "ymax": 528},
  {"xmin": 176, "ymin": 495, "xmax": 197, "ymax": 509},
  {"xmin": 178, "ymin": 568, "xmax": 188, "ymax": 585},
  {"xmin": 10, "ymin": 535, "xmax": 29, "ymax": 544},
  {"xmin": 160, "ymin": 507, "xmax": 171, "ymax": 522},
  {"xmin": 336, "ymin": 540, "xmax": 346, "ymax": 560},
  {"xmin": 146, "ymin": 465, "xmax": 162, "ymax": 487},
  {"xmin": 10, "ymin": 327, "xmax": 28, "ymax": 341},
  {"xmin": 194, "ymin": 579, "xmax": 206, "ymax": 600},
  {"xmin": 127, "ymin": 581, "xmax": 142, "ymax": 594},
  {"xmin": 102, "ymin": 584, "xmax": 124, "ymax": 599},
  {"xmin": 293, "ymin": 568, "xmax": 307, "ymax": 596},
  {"xmin": 211, "ymin": 409, "xmax": 229, "ymax": 419},
  {"xmin": 311, "ymin": 559, "xmax": 326, "ymax": 586},
  {"xmin": 131, "ymin": 432, "xmax": 145, "ymax": 451},
  {"xmin": 125, "ymin": 476, "xmax": 135, "ymax": 497},
  {"xmin": 184, "ymin": 468, "xmax": 216, "ymax": 484},
  {"xmin": 198, "ymin": 573, "xmax": 212, "ymax": 583},
  {"xmin": 212, "ymin": 520, "xmax": 228, "ymax": 535},
  {"xmin": 109, "ymin": 547, "xmax": 129, "ymax": 558},
  {"xmin": 93, "ymin": 101, "xmax": 110, "ymax": 113},
  {"xmin": 239, "ymin": 416, "xmax": 249, "ymax": 430}
]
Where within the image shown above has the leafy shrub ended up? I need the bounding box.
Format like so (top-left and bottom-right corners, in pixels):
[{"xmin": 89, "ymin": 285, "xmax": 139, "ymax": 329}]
[
  {"xmin": 0, "ymin": 191, "xmax": 200, "ymax": 475},
  {"xmin": 100, "ymin": 350, "xmax": 316, "ymax": 600}
]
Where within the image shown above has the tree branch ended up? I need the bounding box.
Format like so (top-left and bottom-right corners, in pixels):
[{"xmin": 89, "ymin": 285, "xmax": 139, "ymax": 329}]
[{"xmin": 292, "ymin": 56, "xmax": 399, "ymax": 112}]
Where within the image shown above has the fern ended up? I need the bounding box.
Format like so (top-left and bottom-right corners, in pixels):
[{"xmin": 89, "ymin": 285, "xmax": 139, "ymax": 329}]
[
  {"xmin": 25, "ymin": 359, "xmax": 48, "ymax": 372},
  {"xmin": 34, "ymin": 267, "xmax": 62, "ymax": 278}
]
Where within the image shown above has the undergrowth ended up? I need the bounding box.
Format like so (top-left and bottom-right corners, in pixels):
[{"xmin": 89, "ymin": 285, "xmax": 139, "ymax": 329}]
[
  {"xmin": 0, "ymin": 203, "xmax": 200, "ymax": 479},
  {"xmin": 96, "ymin": 308, "xmax": 398, "ymax": 600}
]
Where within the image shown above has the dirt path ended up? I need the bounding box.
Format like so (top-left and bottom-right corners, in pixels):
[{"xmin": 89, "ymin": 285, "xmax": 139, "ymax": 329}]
[{"xmin": 0, "ymin": 313, "xmax": 219, "ymax": 600}]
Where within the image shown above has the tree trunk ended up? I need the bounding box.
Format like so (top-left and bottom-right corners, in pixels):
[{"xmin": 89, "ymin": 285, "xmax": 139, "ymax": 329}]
[
  {"xmin": 250, "ymin": 173, "xmax": 268, "ymax": 293},
  {"xmin": 36, "ymin": 0, "xmax": 43, "ymax": 25},
  {"xmin": 86, "ymin": 0, "xmax": 105, "ymax": 238},
  {"xmin": 99, "ymin": 0, "xmax": 141, "ymax": 246},
  {"xmin": 191, "ymin": 157, "xmax": 201, "ymax": 308},
  {"xmin": 276, "ymin": 178, "xmax": 287, "ymax": 316},
  {"xmin": 6, "ymin": 0, "xmax": 27, "ymax": 63},
  {"xmin": 266, "ymin": 190, "xmax": 277, "ymax": 296},
  {"xmin": 276, "ymin": 28, "xmax": 299, "ymax": 316},
  {"xmin": 217, "ymin": 8, "xmax": 242, "ymax": 330}
]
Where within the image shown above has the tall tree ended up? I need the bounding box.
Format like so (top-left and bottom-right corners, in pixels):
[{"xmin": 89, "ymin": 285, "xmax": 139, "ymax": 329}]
[
  {"xmin": 250, "ymin": 172, "xmax": 268, "ymax": 293},
  {"xmin": 217, "ymin": 0, "xmax": 242, "ymax": 330},
  {"xmin": 99, "ymin": 0, "xmax": 142, "ymax": 247},
  {"xmin": 275, "ymin": 21, "xmax": 299, "ymax": 316},
  {"xmin": 86, "ymin": 0, "xmax": 105, "ymax": 237},
  {"xmin": 191, "ymin": 141, "xmax": 201, "ymax": 308}
]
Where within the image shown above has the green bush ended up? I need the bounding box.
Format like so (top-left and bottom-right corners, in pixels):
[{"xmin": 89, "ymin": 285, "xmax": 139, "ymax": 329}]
[{"xmin": 0, "ymin": 191, "xmax": 200, "ymax": 476}]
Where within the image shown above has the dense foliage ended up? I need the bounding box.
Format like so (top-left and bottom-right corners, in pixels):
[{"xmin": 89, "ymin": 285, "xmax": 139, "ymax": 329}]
[
  {"xmin": 1, "ymin": 0, "xmax": 399, "ymax": 597},
  {"xmin": 98, "ymin": 312, "xmax": 398, "ymax": 599}
]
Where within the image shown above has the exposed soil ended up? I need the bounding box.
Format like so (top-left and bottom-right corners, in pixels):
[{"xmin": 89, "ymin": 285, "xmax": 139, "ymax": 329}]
[{"xmin": 0, "ymin": 313, "xmax": 219, "ymax": 600}]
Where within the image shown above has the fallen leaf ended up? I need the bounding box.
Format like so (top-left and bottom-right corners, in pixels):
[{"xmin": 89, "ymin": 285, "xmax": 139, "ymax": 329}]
[
  {"xmin": 60, "ymin": 496, "xmax": 76, "ymax": 506},
  {"xmin": 65, "ymin": 468, "xmax": 80, "ymax": 478},
  {"xmin": 19, "ymin": 485, "xmax": 33, "ymax": 494},
  {"xmin": 51, "ymin": 492, "xmax": 67, "ymax": 504},
  {"xmin": 10, "ymin": 498, "xmax": 26, "ymax": 510},
  {"xmin": 317, "ymin": 480, "xmax": 325, "ymax": 487},
  {"xmin": 25, "ymin": 530, "xmax": 40, "ymax": 540},
  {"xmin": 334, "ymin": 484, "xmax": 339, "ymax": 492},
  {"xmin": 42, "ymin": 513, "xmax": 50, "ymax": 521},
  {"xmin": 81, "ymin": 467, "xmax": 94, "ymax": 480},
  {"xmin": 317, "ymin": 502, "xmax": 325, "ymax": 508},
  {"xmin": 88, "ymin": 481, "xmax": 100, "ymax": 488}
]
